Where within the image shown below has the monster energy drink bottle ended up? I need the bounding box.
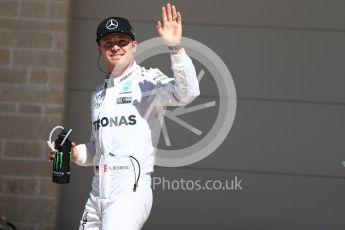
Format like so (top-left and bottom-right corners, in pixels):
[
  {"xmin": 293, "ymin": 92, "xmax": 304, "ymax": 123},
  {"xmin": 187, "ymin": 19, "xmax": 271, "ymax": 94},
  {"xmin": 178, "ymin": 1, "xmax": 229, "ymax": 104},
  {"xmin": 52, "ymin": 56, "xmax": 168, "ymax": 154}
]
[{"xmin": 52, "ymin": 129, "xmax": 71, "ymax": 184}]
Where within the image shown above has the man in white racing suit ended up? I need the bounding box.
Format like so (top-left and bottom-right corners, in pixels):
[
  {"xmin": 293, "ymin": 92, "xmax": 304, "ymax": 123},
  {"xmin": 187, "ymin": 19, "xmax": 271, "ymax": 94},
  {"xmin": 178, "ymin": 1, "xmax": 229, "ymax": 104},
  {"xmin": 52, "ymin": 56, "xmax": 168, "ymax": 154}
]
[{"xmin": 50, "ymin": 3, "xmax": 200, "ymax": 230}]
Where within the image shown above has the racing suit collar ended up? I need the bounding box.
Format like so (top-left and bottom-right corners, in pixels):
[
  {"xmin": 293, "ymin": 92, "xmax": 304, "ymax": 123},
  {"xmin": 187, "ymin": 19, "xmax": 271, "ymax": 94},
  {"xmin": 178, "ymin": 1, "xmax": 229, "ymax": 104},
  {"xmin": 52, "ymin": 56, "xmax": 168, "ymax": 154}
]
[
  {"xmin": 106, "ymin": 61, "xmax": 138, "ymax": 81},
  {"xmin": 104, "ymin": 61, "xmax": 139, "ymax": 89}
]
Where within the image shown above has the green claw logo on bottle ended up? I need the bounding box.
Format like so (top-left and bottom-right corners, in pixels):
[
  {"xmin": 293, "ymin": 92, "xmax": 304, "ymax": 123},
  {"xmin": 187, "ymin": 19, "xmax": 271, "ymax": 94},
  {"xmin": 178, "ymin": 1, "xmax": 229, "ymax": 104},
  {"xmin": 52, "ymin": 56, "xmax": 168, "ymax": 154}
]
[
  {"xmin": 54, "ymin": 151, "xmax": 71, "ymax": 171},
  {"xmin": 49, "ymin": 127, "xmax": 72, "ymax": 184}
]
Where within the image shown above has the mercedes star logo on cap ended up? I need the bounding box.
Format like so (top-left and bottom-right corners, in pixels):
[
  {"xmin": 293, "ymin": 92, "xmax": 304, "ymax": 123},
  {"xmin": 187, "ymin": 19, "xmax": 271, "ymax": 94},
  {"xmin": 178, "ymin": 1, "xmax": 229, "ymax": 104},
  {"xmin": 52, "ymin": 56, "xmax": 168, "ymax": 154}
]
[{"xmin": 106, "ymin": 19, "xmax": 118, "ymax": 30}]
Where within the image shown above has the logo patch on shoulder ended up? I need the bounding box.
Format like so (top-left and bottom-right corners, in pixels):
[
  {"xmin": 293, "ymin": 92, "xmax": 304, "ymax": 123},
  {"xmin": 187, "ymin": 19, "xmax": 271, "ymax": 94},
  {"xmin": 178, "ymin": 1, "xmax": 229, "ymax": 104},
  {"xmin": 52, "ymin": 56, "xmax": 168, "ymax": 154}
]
[
  {"xmin": 150, "ymin": 68, "xmax": 169, "ymax": 84},
  {"xmin": 153, "ymin": 68, "xmax": 164, "ymax": 76}
]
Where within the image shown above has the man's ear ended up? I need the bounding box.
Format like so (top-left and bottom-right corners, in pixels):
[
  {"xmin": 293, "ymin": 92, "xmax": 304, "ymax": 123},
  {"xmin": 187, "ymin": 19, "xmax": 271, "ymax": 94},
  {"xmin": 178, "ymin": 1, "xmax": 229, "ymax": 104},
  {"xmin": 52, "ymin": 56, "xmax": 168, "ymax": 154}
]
[
  {"xmin": 96, "ymin": 45, "xmax": 101, "ymax": 54},
  {"xmin": 132, "ymin": 41, "xmax": 138, "ymax": 53}
]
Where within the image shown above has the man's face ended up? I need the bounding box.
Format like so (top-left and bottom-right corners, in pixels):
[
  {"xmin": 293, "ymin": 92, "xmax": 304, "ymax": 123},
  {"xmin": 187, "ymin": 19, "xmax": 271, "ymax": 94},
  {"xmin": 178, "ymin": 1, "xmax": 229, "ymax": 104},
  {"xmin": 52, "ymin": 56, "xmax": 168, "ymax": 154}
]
[{"xmin": 97, "ymin": 33, "xmax": 137, "ymax": 72}]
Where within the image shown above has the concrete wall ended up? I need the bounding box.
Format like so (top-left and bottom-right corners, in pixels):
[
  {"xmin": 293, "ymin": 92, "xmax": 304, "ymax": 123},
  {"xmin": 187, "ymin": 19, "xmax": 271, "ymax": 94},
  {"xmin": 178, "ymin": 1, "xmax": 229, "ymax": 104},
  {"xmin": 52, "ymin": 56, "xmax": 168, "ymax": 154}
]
[{"xmin": 0, "ymin": 0, "xmax": 70, "ymax": 229}]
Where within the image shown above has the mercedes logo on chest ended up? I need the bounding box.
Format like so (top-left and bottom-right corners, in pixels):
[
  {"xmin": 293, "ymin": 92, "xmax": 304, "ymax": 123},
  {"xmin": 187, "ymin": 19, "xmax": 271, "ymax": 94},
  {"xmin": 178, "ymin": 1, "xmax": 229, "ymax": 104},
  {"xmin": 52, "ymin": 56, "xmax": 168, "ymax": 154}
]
[{"xmin": 106, "ymin": 19, "xmax": 118, "ymax": 30}]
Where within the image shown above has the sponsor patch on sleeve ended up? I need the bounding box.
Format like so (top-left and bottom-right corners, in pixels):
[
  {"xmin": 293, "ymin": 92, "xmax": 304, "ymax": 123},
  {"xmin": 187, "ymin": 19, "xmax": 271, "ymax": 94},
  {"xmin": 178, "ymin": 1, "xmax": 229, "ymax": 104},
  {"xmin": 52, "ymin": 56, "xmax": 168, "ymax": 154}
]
[{"xmin": 150, "ymin": 68, "xmax": 171, "ymax": 84}]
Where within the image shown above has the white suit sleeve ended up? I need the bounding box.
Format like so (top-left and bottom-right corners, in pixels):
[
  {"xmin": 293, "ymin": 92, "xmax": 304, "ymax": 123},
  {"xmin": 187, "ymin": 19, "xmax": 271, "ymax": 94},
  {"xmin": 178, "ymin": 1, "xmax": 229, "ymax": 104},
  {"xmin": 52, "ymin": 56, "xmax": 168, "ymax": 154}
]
[
  {"xmin": 74, "ymin": 131, "xmax": 96, "ymax": 166},
  {"xmin": 169, "ymin": 49, "xmax": 200, "ymax": 103},
  {"xmin": 144, "ymin": 49, "xmax": 200, "ymax": 106}
]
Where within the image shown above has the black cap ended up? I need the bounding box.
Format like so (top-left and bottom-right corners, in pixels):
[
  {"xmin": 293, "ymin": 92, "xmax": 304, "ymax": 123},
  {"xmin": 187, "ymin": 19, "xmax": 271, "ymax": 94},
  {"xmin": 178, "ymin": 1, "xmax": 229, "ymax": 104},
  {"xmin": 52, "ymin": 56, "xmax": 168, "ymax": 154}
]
[{"xmin": 96, "ymin": 16, "xmax": 135, "ymax": 44}]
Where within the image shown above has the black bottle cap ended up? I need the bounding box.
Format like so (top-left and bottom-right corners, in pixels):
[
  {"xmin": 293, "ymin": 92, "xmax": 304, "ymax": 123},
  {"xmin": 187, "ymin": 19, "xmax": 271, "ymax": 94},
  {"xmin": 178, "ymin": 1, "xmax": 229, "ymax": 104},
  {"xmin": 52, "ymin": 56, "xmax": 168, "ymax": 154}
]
[{"xmin": 58, "ymin": 129, "xmax": 67, "ymax": 140}]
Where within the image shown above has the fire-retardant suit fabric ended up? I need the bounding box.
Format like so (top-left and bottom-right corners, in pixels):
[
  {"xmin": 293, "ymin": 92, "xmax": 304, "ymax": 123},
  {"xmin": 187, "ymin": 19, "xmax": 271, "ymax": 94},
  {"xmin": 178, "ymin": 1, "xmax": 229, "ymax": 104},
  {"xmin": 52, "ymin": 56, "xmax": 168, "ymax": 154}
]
[{"xmin": 76, "ymin": 49, "xmax": 200, "ymax": 230}]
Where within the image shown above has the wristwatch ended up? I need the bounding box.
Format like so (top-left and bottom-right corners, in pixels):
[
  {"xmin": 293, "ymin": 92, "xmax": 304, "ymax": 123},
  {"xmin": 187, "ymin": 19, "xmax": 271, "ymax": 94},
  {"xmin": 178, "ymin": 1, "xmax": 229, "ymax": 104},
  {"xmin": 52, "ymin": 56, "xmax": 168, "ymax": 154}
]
[{"xmin": 168, "ymin": 44, "xmax": 183, "ymax": 54}]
